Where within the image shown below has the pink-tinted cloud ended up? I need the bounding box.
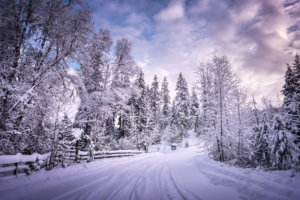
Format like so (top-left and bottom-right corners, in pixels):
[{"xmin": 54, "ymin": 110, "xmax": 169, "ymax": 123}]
[{"xmin": 86, "ymin": 0, "xmax": 300, "ymax": 105}]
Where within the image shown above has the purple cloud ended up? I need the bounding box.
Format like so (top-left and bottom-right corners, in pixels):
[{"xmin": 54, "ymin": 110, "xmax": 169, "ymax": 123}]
[{"xmin": 85, "ymin": 0, "xmax": 300, "ymax": 104}]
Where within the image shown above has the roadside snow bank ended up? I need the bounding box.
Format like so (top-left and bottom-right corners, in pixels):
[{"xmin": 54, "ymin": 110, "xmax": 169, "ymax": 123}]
[
  {"xmin": 0, "ymin": 153, "xmax": 51, "ymax": 165},
  {"xmin": 192, "ymin": 155, "xmax": 300, "ymax": 200}
]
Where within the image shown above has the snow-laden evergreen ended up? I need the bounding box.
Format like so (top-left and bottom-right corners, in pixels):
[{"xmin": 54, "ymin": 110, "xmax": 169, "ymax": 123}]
[
  {"xmin": 170, "ymin": 73, "xmax": 190, "ymax": 141},
  {"xmin": 253, "ymin": 113, "xmax": 272, "ymax": 167},
  {"xmin": 190, "ymin": 87, "xmax": 200, "ymax": 132},
  {"xmin": 282, "ymin": 55, "xmax": 300, "ymax": 145},
  {"xmin": 0, "ymin": 0, "xmax": 299, "ymax": 175},
  {"xmin": 159, "ymin": 76, "xmax": 171, "ymax": 136},
  {"xmin": 271, "ymin": 114, "xmax": 300, "ymax": 170},
  {"xmin": 150, "ymin": 75, "xmax": 161, "ymax": 123}
]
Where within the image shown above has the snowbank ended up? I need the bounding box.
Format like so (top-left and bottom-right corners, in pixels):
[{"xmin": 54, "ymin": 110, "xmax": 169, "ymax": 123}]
[
  {"xmin": 192, "ymin": 155, "xmax": 300, "ymax": 200},
  {"xmin": 0, "ymin": 153, "xmax": 51, "ymax": 165}
]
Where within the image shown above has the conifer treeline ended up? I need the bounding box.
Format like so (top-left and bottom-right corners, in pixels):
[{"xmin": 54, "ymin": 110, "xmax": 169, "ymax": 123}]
[
  {"xmin": 0, "ymin": 0, "xmax": 299, "ymax": 172},
  {"xmin": 195, "ymin": 54, "xmax": 300, "ymax": 171}
]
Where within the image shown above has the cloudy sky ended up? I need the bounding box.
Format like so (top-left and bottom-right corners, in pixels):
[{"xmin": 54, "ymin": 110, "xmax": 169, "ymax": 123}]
[{"xmin": 84, "ymin": 0, "xmax": 300, "ymax": 105}]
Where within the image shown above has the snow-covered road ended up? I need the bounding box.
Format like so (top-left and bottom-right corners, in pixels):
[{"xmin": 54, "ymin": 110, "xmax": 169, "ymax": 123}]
[{"xmin": 1, "ymin": 147, "xmax": 300, "ymax": 200}]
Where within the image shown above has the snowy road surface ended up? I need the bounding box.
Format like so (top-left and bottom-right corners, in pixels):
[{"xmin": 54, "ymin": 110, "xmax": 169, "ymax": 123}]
[{"xmin": 1, "ymin": 147, "xmax": 300, "ymax": 200}]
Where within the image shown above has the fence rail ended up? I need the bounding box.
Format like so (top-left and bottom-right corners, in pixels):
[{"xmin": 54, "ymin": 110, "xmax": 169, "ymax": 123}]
[{"xmin": 0, "ymin": 149, "xmax": 144, "ymax": 180}]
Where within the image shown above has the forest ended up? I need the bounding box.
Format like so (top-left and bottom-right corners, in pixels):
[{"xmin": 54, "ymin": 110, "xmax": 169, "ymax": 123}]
[{"xmin": 0, "ymin": 0, "xmax": 299, "ymax": 173}]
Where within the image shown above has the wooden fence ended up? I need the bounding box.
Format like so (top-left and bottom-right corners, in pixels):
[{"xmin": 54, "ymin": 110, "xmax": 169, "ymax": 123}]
[{"xmin": 0, "ymin": 150, "xmax": 144, "ymax": 180}]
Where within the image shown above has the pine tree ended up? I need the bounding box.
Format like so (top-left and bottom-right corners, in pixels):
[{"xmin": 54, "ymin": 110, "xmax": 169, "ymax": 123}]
[
  {"xmin": 78, "ymin": 29, "xmax": 113, "ymax": 94},
  {"xmin": 253, "ymin": 113, "xmax": 271, "ymax": 167},
  {"xmin": 74, "ymin": 91, "xmax": 112, "ymax": 142},
  {"xmin": 59, "ymin": 114, "xmax": 76, "ymax": 148},
  {"xmin": 271, "ymin": 114, "xmax": 300, "ymax": 170},
  {"xmin": 190, "ymin": 87, "xmax": 200, "ymax": 132},
  {"xmin": 142, "ymin": 92, "xmax": 157, "ymax": 147},
  {"xmin": 159, "ymin": 76, "xmax": 171, "ymax": 130},
  {"xmin": 110, "ymin": 38, "xmax": 139, "ymax": 142},
  {"xmin": 150, "ymin": 75, "xmax": 161, "ymax": 121},
  {"xmin": 111, "ymin": 38, "xmax": 137, "ymax": 90},
  {"xmin": 168, "ymin": 99, "xmax": 180, "ymax": 143},
  {"xmin": 134, "ymin": 71, "xmax": 147, "ymax": 142},
  {"xmin": 52, "ymin": 114, "xmax": 76, "ymax": 167},
  {"xmin": 282, "ymin": 55, "xmax": 300, "ymax": 145},
  {"xmin": 172, "ymin": 73, "xmax": 190, "ymax": 139}
]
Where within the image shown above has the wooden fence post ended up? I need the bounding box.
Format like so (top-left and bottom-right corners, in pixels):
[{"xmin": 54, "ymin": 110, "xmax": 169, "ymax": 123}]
[
  {"xmin": 75, "ymin": 141, "xmax": 79, "ymax": 162},
  {"xmin": 13, "ymin": 163, "xmax": 18, "ymax": 176}
]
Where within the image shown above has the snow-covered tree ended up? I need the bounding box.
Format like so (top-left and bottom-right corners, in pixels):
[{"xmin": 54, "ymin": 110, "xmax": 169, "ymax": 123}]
[
  {"xmin": 74, "ymin": 90, "xmax": 113, "ymax": 147},
  {"xmin": 77, "ymin": 29, "xmax": 113, "ymax": 94},
  {"xmin": 232, "ymin": 89, "xmax": 252, "ymax": 163},
  {"xmin": 253, "ymin": 113, "xmax": 272, "ymax": 167},
  {"xmin": 74, "ymin": 29, "xmax": 113, "ymax": 146},
  {"xmin": 111, "ymin": 38, "xmax": 138, "ymax": 90},
  {"xmin": 59, "ymin": 114, "xmax": 76, "ymax": 148},
  {"xmin": 195, "ymin": 63, "xmax": 215, "ymax": 136},
  {"xmin": 55, "ymin": 114, "xmax": 76, "ymax": 167},
  {"xmin": 171, "ymin": 73, "xmax": 190, "ymax": 140},
  {"xmin": 261, "ymin": 97, "xmax": 278, "ymax": 123},
  {"xmin": 271, "ymin": 114, "xmax": 300, "ymax": 170},
  {"xmin": 282, "ymin": 55, "xmax": 300, "ymax": 145},
  {"xmin": 159, "ymin": 76, "xmax": 171, "ymax": 131},
  {"xmin": 190, "ymin": 87, "xmax": 200, "ymax": 132},
  {"xmin": 150, "ymin": 75, "xmax": 161, "ymax": 122},
  {"xmin": 141, "ymin": 92, "xmax": 157, "ymax": 147},
  {"xmin": 167, "ymin": 100, "xmax": 180, "ymax": 143},
  {"xmin": 133, "ymin": 71, "xmax": 147, "ymax": 143},
  {"xmin": 111, "ymin": 38, "xmax": 139, "ymax": 141},
  {"xmin": 0, "ymin": 0, "xmax": 92, "ymax": 154},
  {"xmin": 195, "ymin": 55, "xmax": 240, "ymax": 162}
]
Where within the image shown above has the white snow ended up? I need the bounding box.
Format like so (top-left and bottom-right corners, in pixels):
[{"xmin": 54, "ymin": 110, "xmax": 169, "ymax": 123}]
[
  {"xmin": 0, "ymin": 153, "xmax": 51, "ymax": 165},
  {"xmin": 77, "ymin": 151, "xmax": 89, "ymax": 156},
  {"xmin": 73, "ymin": 128, "xmax": 82, "ymax": 139},
  {"xmin": 94, "ymin": 150, "xmax": 144, "ymax": 154},
  {"xmin": 0, "ymin": 166, "xmax": 15, "ymax": 173},
  {"xmin": 0, "ymin": 136, "xmax": 299, "ymax": 200}
]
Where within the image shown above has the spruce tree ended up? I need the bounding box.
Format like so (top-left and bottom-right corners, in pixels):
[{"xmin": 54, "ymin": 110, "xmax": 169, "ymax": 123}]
[
  {"xmin": 150, "ymin": 75, "xmax": 161, "ymax": 121},
  {"xmin": 271, "ymin": 114, "xmax": 300, "ymax": 170},
  {"xmin": 168, "ymin": 99, "xmax": 179, "ymax": 143},
  {"xmin": 142, "ymin": 91, "xmax": 157, "ymax": 147},
  {"xmin": 172, "ymin": 73, "xmax": 190, "ymax": 139},
  {"xmin": 134, "ymin": 71, "xmax": 147, "ymax": 134},
  {"xmin": 54, "ymin": 114, "xmax": 76, "ymax": 167},
  {"xmin": 190, "ymin": 87, "xmax": 200, "ymax": 132},
  {"xmin": 110, "ymin": 38, "xmax": 139, "ymax": 142},
  {"xmin": 160, "ymin": 76, "xmax": 171, "ymax": 130},
  {"xmin": 59, "ymin": 114, "xmax": 76, "ymax": 147},
  {"xmin": 253, "ymin": 113, "xmax": 271, "ymax": 167},
  {"xmin": 282, "ymin": 54, "xmax": 300, "ymax": 145}
]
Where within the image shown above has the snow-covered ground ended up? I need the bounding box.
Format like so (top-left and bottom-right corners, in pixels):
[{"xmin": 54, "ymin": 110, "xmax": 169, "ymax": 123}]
[{"xmin": 1, "ymin": 134, "xmax": 300, "ymax": 200}]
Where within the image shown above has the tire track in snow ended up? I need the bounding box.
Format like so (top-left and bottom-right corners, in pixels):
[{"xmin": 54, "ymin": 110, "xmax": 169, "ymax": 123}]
[
  {"xmin": 22, "ymin": 155, "xmax": 160, "ymax": 200},
  {"xmin": 52, "ymin": 174, "xmax": 114, "ymax": 200},
  {"xmin": 2, "ymin": 148, "xmax": 242, "ymax": 200},
  {"xmin": 168, "ymin": 162, "xmax": 188, "ymax": 200},
  {"xmin": 168, "ymin": 155, "xmax": 202, "ymax": 200},
  {"xmin": 108, "ymin": 162, "xmax": 151, "ymax": 200}
]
